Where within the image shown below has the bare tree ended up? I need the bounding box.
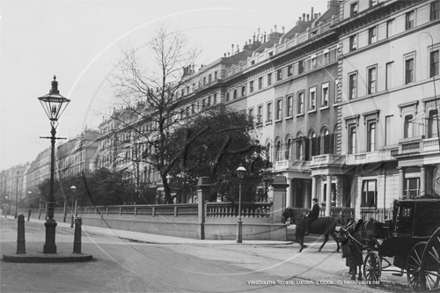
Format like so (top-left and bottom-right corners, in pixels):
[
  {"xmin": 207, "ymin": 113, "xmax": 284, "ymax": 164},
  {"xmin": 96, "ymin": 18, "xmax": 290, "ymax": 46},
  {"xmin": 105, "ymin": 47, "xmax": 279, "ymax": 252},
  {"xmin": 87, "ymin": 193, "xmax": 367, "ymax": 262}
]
[{"xmin": 108, "ymin": 24, "xmax": 205, "ymax": 203}]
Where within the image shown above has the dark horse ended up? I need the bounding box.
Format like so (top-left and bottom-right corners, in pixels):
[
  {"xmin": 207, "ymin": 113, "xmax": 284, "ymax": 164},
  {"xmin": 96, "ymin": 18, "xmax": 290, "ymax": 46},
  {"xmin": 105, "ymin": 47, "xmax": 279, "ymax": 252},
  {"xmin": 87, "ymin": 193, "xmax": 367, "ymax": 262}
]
[
  {"xmin": 282, "ymin": 208, "xmax": 340, "ymax": 253},
  {"xmin": 295, "ymin": 216, "xmax": 340, "ymax": 253},
  {"xmin": 339, "ymin": 218, "xmax": 385, "ymax": 281}
]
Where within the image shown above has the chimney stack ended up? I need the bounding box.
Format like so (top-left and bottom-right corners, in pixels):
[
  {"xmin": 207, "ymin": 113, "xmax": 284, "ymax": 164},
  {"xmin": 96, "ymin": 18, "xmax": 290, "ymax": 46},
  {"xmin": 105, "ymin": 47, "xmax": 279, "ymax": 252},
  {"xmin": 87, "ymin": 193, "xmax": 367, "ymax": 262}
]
[{"xmin": 311, "ymin": 7, "xmax": 314, "ymax": 19}]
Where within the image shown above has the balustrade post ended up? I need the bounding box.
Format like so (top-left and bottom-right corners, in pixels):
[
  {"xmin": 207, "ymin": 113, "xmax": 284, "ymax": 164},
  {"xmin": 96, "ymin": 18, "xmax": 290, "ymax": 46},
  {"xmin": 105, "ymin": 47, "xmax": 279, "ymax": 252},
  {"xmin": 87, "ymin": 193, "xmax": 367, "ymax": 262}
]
[
  {"xmin": 270, "ymin": 176, "xmax": 289, "ymax": 223},
  {"xmin": 197, "ymin": 177, "xmax": 211, "ymax": 240}
]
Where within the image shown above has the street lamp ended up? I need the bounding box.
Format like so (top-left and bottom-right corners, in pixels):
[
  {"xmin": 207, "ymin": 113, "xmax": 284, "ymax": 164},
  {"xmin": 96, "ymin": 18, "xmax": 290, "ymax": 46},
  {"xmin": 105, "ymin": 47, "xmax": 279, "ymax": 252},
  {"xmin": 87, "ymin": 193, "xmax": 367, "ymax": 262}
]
[
  {"xmin": 15, "ymin": 171, "xmax": 19, "ymax": 219},
  {"xmin": 236, "ymin": 164, "xmax": 247, "ymax": 243},
  {"xmin": 70, "ymin": 186, "xmax": 76, "ymax": 228},
  {"xmin": 38, "ymin": 76, "xmax": 70, "ymax": 253},
  {"xmin": 28, "ymin": 191, "xmax": 32, "ymax": 209}
]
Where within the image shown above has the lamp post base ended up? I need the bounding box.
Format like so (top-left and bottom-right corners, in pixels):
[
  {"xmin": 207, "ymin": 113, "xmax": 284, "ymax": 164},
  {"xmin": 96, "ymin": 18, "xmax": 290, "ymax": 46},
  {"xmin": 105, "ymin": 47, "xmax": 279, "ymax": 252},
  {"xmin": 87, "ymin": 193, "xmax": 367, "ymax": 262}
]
[
  {"xmin": 236, "ymin": 219, "xmax": 242, "ymax": 243},
  {"xmin": 43, "ymin": 218, "xmax": 57, "ymax": 253}
]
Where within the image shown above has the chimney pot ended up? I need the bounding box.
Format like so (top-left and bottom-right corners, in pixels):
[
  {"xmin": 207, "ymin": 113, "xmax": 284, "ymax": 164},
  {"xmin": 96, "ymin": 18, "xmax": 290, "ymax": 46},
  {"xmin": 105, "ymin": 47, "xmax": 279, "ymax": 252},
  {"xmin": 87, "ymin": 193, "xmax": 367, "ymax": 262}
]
[{"xmin": 307, "ymin": 14, "xmax": 310, "ymax": 21}]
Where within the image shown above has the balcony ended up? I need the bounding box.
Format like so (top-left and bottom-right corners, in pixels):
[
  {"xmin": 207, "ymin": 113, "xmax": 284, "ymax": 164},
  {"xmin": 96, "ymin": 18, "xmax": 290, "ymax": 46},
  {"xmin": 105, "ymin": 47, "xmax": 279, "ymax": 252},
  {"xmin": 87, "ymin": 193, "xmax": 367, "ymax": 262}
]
[
  {"xmin": 345, "ymin": 148, "xmax": 397, "ymax": 165},
  {"xmin": 397, "ymin": 136, "xmax": 440, "ymax": 155},
  {"xmin": 310, "ymin": 154, "xmax": 345, "ymax": 166},
  {"xmin": 274, "ymin": 159, "xmax": 310, "ymax": 172}
]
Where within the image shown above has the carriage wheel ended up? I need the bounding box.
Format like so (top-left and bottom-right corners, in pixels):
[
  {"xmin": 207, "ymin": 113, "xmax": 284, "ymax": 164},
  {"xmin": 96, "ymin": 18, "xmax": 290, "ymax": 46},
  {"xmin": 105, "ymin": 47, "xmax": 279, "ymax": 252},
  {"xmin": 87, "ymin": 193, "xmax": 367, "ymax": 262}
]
[
  {"xmin": 364, "ymin": 251, "xmax": 382, "ymax": 282},
  {"xmin": 406, "ymin": 242, "xmax": 427, "ymax": 292},
  {"xmin": 420, "ymin": 227, "xmax": 440, "ymax": 291}
]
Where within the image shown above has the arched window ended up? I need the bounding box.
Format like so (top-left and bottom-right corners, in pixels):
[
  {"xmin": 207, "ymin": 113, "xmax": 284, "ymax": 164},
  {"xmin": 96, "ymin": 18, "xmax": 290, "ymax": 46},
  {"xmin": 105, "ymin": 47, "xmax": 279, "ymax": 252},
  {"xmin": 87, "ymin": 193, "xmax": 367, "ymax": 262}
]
[
  {"xmin": 322, "ymin": 128, "xmax": 330, "ymax": 154},
  {"xmin": 233, "ymin": 89, "xmax": 237, "ymax": 99},
  {"xmin": 276, "ymin": 140, "xmax": 282, "ymax": 161},
  {"xmin": 296, "ymin": 132, "xmax": 304, "ymax": 160},
  {"xmin": 286, "ymin": 138, "xmax": 292, "ymax": 160},
  {"xmin": 308, "ymin": 130, "xmax": 319, "ymax": 158}
]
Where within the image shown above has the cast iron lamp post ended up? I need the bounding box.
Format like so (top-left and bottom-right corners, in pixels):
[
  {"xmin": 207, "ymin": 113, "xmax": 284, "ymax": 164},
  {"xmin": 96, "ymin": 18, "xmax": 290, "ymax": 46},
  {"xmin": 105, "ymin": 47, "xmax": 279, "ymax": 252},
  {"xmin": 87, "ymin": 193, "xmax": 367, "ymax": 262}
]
[
  {"xmin": 38, "ymin": 76, "xmax": 70, "ymax": 253},
  {"xmin": 15, "ymin": 171, "xmax": 19, "ymax": 219},
  {"xmin": 236, "ymin": 165, "xmax": 247, "ymax": 243},
  {"xmin": 28, "ymin": 191, "xmax": 32, "ymax": 209},
  {"xmin": 70, "ymin": 186, "xmax": 76, "ymax": 228}
]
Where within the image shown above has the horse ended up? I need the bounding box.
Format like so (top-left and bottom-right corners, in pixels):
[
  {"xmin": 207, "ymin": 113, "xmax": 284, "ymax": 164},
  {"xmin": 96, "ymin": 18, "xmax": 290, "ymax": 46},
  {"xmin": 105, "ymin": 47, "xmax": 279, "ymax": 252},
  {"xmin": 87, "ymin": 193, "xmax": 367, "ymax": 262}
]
[
  {"xmin": 281, "ymin": 207, "xmax": 297, "ymax": 224},
  {"xmin": 295, "ymin": 216, "xmax": 340, "ymax": 253},
  {"xmin": 339, "ymin": 218, "xmax": 385, "ymax": 281}
]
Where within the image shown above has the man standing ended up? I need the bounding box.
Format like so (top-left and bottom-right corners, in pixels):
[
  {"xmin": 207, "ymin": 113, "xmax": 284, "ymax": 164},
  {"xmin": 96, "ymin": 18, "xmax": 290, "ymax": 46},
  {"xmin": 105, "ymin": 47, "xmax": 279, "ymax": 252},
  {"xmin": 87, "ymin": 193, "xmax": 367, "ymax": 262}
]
[{"xmin": 304, "ymin": 198, "xmax": 320, "ymax": 235}]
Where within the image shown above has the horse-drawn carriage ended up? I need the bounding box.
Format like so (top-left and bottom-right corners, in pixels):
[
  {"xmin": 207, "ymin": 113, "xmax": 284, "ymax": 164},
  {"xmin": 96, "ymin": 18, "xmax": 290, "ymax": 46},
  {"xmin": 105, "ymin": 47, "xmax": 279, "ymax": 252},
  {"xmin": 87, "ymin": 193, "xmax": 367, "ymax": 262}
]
[{"xmin": 343, "ymin": 197, "xmax": 440, "ymax": 291}]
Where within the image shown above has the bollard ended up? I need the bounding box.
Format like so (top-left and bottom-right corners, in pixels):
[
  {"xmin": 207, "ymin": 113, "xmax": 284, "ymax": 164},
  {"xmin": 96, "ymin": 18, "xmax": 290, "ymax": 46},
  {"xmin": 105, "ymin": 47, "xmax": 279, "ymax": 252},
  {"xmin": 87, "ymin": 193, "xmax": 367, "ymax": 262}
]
[
  {"xmin": 73, "ymin": 217, "xmax": 82, "ymax": 254},
  {"xmin": 17, "ymin": 214, "xmax": 26, "ymax": 254}
]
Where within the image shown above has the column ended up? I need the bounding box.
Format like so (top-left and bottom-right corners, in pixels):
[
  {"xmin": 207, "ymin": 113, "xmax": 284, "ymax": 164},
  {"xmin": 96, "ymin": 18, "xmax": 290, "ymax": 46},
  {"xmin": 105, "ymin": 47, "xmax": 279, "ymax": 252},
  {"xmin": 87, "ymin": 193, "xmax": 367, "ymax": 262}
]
[
  {"xmin": 326, "ymin": 175, "xmax": 332, "ymax": 217},
  {"xmin": 285, "ymin": 177, "xmax": 293, "ymax": 208},
  {"xmin": 311, "ymin": 176, "xmax": 317, "ymax": 207},
  {"xmin": 398, "ymin": 167, "xmax": 405, "ymax": 199},
  {"xmin": 420, "ymin": 166, "xmax": 426, "ymax": 197}
]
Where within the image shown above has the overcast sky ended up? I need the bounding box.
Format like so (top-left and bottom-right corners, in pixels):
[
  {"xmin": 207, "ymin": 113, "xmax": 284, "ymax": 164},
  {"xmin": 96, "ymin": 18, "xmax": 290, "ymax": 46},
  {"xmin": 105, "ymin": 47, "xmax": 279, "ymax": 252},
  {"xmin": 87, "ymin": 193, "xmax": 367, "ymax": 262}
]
[{"xmin": 1, "ymin": 0, "xmax": 329, "ymax": 171}]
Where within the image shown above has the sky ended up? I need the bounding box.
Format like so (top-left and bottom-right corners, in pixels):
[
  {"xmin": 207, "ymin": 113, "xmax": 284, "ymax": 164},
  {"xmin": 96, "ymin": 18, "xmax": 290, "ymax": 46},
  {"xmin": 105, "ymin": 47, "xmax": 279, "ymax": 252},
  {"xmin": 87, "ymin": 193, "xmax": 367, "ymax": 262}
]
[{"xmin": 1, "ymin": 0, "xmax": 330, "ymax": 171}]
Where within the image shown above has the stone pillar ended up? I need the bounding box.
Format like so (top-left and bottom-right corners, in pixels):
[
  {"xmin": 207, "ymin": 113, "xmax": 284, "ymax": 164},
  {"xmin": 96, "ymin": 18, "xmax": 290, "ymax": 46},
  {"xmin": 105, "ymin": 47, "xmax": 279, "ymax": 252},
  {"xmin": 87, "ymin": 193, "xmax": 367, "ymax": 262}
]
[
  {"xmin": 271, "ymin": 176, "xmax": 289, "ymax": 223},
  {"xmin": 420, "ymin": 166, "xmax": 426, "ymax": 197},
  {"xmin": 311, "ymin": 176, "xmax": 317, "ymax": 207},
  {"xmin": 197, "ymin": 177, "xmax": 211, "ymax": 239},
  {"xmin": 398, "ymin": 167, "xmax": 405, "ymax": 198},
  {"xmin": 326, "ymin": 175, "xmax": 332, "ymax": 217}
]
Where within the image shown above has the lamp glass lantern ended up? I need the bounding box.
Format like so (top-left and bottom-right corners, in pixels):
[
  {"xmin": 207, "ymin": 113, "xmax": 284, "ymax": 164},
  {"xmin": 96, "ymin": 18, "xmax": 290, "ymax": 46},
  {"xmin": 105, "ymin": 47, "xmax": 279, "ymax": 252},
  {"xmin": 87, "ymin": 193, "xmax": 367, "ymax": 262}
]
[
  {"xmin": 38, "ymin": 76, "xmax": 70, "ymax": 122},
  {"xmin": 236, "ymin": 165, "xmax": 246, "ymax": 179}
]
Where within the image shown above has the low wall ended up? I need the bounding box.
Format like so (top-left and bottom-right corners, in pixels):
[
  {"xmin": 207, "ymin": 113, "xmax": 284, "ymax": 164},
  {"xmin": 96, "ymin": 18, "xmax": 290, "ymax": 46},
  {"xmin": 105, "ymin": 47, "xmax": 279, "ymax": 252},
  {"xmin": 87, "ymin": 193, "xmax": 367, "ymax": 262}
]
[
  {"xmin": 204, "ymin": 222, "xmax": 287, "ymax": 241},
  {"xmin": 16, "ymin": 187, "xmax": 288, "ymax": 241},
  {"xmin": 28, "ymin": 208, "xmax": 288, "ymax": 241},
  {"xmin": 79, "ymin": 214, "xmax": 202, "ymax": 239}
]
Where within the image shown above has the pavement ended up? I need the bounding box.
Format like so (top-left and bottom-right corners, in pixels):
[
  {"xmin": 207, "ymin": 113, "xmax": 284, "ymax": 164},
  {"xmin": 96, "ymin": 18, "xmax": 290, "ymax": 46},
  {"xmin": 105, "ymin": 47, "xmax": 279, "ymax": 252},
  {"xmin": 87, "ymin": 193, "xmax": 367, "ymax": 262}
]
[{"xmin": 2, "ymin": 215, "xmax": 411, "ymax": 291}]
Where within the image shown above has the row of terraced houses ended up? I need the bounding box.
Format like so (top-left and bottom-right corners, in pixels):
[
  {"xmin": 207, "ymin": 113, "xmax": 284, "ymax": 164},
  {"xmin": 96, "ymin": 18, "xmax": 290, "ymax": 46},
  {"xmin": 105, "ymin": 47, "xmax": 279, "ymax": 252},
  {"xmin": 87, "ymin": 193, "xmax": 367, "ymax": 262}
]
[{"xmin": 2, "ymin": 0, "xmax": 439, "ymax": 220}]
